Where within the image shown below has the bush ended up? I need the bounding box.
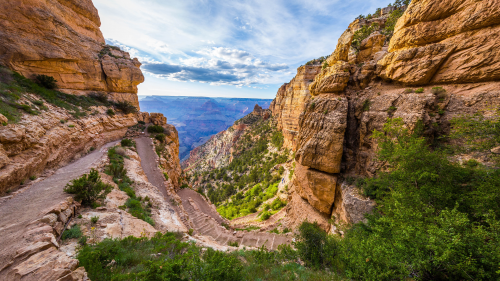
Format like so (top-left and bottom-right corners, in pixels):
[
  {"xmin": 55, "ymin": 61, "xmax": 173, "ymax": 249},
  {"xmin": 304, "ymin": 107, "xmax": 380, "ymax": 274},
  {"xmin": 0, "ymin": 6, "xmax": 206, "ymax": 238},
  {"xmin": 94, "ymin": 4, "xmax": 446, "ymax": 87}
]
[
  {"xmin": 155, "ymin": 133, "xmax": 166, "ymax": 143},
  {"xmin": 120, "ymin": 138, "xmax": 134, "ymax": 147},
  {"xmin": 63, "ymin": 168, "xmax": 113, "ymax": 206},
  {"xmin": 415, "ymin": 87, "xmax": 424, "ymax": 93},
  {"xmin": 138, "ymin": 120, "xmax": 146, "ymax": 125},
  {"xmin": 228, "ymin": 241, "xmax": 239, "ymax": 247},
  {"xmin": 114, "ymin": 101, "xmax": 137, "ymax": 114},
  {"xmin": 362, "ymin": 99, "xmax": 371, "ymax": 111},
  {"xmin": 34, "ymin": 74, "xmax": 57, "ymax": 89},
  {"xmin": 294, "ymin": 222, "xmax": 339, "ymax": 269},
  {"xmin": 62, "ymin": 224, "xmax": 82, "ymax": 240},
  {"xmin": 147, "ymin": 125, "xmax": 164, "ymax": 134},
  {"xmin": 88, "ymin": 92, "xmax": 108, "ymax": 103},
  {"xmin": 352, "ymin": 23, "xmax": 379, "ymax": 51},
  {"xmin": 106, "ymin": 108, "xmax": 115, "ymax": 116},
  {"xmin": 260, "ymin": 210, "xmax": 271, "ymax": 221},
  {"xmin": 90, "ymin": 216, "xmax": 99, "ymax": 224}
]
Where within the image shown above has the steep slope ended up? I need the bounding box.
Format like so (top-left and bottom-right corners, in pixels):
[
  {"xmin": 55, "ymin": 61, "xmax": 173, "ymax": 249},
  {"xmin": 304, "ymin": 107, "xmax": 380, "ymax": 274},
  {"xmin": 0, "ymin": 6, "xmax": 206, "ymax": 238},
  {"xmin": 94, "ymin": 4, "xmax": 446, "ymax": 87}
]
[{"xmin": 0, "ymin": 0, "xmax": 144, "ymax": 107}]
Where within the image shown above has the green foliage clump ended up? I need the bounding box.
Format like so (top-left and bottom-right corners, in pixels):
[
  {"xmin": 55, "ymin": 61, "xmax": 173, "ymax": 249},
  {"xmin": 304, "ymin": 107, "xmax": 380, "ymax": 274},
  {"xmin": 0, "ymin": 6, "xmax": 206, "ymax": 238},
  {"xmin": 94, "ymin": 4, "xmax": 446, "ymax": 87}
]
[
  {"xmin": 415, "ymin": 87, "xmax": 424, "ymax": 93},
  {"xmin": 77, "ymin": 233, "xmax": 244, "ymax": 281},
  {"xmin": 62, "ymin": 224, "xmax": 83, "ymax": 240},
  {"xmin": 155, "ymin": 133, "xmax": 166, "ymax": 143},
  {"xmin": 88, "ymin": 92, "xmax": 108, "ymax": 104},
  {"xmin": 90, "ymin": 216, "xmax": 99, "ymax": 224},
  {"xmin": 295, "ymin": 222, "xmax": 339, "ymax": 269},
  {"xmin": 120, "ymin": 138, "xmax": 135, "ymax": 147},
  {"xmin": 63, "ymin": 168, "xmax": 113, "ymax": 206},
  {"xmin": 106, "ymin": 108, "xmax": 115, "ymax": 116},
  {"xmin": 114, "ymin": 101, "xmax": 137, "ymax": 114},
  {"xmin": 34, "ymin": 74, "xmax": 57, "ymax": 89},
  {"xmin": 362, "ymin": 99, "xmax": 372, "ymax": 111},
  {"xmin": 147, "ymin": 125, "xmax": 165, "ymax": 134}
]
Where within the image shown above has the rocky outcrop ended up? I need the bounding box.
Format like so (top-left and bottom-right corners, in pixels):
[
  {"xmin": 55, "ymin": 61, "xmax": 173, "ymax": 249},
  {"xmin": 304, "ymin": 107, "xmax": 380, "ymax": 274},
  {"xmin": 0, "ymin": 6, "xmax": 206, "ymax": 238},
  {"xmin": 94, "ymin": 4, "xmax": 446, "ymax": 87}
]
[
  {"xmin": 295, "ymin": 96, "xmax": 348, "ymax": 174},
  {"xmin": 137, "ymin": 112, "xmax": 168, "ymax": 126},
  {"xmin": 270, "ymin": 65, "xmax": 321, "ymax": 149},
  {"xmin": 0, "ymin": 97, "xmax": 137, "ymax": 193},
  {"xmin": 377, "ymin": 0, "xmax": 500, "ymax": 85},
  {"xmin": 0, "ymin": 0, "xmax": 144, "ymax": 108},
  {"xmin": 157, "ymin": 124, "xmax": 183, "ymax": 189}
]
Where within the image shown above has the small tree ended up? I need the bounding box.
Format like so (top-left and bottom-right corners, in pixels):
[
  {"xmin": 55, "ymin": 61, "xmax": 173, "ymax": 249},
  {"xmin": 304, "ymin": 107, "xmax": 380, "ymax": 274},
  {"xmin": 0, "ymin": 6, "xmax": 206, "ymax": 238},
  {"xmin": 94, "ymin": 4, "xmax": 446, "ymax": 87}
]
[
  {"xmin": 35, "ymin": 74, "xmax": 57, "ymax": 89},
  {"xmin": 64, "ymin": 168, "xmax": 113, "ymax": 206}
]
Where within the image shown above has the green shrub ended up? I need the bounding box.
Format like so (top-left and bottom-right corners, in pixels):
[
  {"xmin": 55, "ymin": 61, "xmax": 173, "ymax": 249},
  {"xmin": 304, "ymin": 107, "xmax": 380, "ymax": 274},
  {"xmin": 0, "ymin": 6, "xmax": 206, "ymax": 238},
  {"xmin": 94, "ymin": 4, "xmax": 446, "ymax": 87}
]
[
  {"xmin": 228, "ymin": 241, "xmax": 239, "ymax": 247},
  {"xmin": 114, "ymin": 101, "xmax": 137, "ymax": 114},
  {"xmin": 90, "ymin": 216, "xmax": 99, "ymax": 224},
  {"xmin": 260, "ymin": 210, "xmax": 271, "ymax": 221},
  {"xmin": 147, "ymin": 125, "xmax": 164, "ymax": 134},
  {"xmin": 155, "ymin": 133, "xmax": 166, "ymax": 143},
  {"xmin": 63, "ymin": 168, "xmax": 113, "ymax": 206},
  {"xmin": 415, "ymin": 87, "xmax": 424, "ymax": 93},
  {"xmin": 120, "ymin": 138, "xmax": 134, "ymax": 147},
  {"xmin": 88, "ymin": 92, "xmax": 108, "ymax": 103},
  {"xmin": 362, "ymin": 99, "xmax": 371, "ymax": 111},
  {"xmin": 78, "ymin": 236, "xmax": 87, "ymax": 246},
  {"xmin": 62, "ymin": 224, "xmax": 82, "ymax": 240},
  {"xmin": 294, "ymin": 222, "xmax": 339, "ymax": 269},
  {"xmin": 138, "ymin": 120, "xmax": 146, "ymax": 125},
  {"xmin": 89, "ymin": 146, "xmax": 96, "ymax": 152},
  {"xmin": 34, "ymin": 74, "xmax": 57, "ymax": 89},
  {"xmin": 163, "ymin": 172, "xmax": 169, "ymax": 181},
  {"xmin": 29, "ymin": 175, "xmax": 36, "ymax": 180},
  {"xmin": 106, "ymin": 108, "xmax": 115, "ymax": 116}
]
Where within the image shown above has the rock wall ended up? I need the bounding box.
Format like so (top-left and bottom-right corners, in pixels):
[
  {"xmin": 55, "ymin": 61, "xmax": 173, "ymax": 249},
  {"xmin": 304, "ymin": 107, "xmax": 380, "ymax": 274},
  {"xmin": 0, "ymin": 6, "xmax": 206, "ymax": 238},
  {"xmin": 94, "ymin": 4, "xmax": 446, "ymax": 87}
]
[
  {"xmin": 270, "ymin": 65, "xmax": 321, "ymax": 149},
  {"xmin": 0, "ymin": 98, "xmax": 137, "ymax": 193},
  {"xmin": 0, "ymin": 0, "xmax": 144, "ymax": 108},
  {"xmin": 378, "ymin": 0, "xmax": 500, "ymax": 86},
  {"xmin": 270, "ymin": 0, "xmax": 500, "ymax": 231}
]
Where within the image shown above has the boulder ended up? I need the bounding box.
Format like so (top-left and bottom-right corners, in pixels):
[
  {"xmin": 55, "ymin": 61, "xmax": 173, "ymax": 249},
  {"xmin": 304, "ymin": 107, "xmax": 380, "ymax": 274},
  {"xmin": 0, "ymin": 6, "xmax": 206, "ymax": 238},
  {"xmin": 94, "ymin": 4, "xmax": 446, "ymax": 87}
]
[{"xmin": 294, "ymin": 163, "xmax": 338, "ymax": 215}]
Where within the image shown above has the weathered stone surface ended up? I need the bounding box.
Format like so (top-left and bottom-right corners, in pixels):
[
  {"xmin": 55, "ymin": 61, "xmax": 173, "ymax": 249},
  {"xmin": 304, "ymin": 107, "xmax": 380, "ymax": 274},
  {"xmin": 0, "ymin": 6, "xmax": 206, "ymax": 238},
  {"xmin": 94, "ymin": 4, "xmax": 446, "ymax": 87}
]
[
  {"xmin": 270, "ymin": 65, "xmax": 321, "ymax": 149},
  {"xmin": 309, "ymin": 62, "xmax": 350, "ymax": 95},
  {"xmin": 331, "ymin": 183, "xmax": 375, "ymax": 224},
  {"xmin": 378, "ymin": 0, "xmax": 500, "ymax": 85},
  {"xmin": 357, "ymin": 33, "xmax": 386, "ymax": 63},
  {"xmin": 0, "ymin": 0, "xmax": 144, "ymax": 102},
  {"xmin": 295, "ymin": 96, "xmax": 348, "ymax": 174},
  {"xmin": 294, "ymin": 163, "xmax": 338, "ymax": 215},
  {"xmin": 282, "ymin": 187, "xmax": 330, "ymax": 232},
  {"xmin": 0, "ymin": 114, "xmax": 7, "ymax": 124}
]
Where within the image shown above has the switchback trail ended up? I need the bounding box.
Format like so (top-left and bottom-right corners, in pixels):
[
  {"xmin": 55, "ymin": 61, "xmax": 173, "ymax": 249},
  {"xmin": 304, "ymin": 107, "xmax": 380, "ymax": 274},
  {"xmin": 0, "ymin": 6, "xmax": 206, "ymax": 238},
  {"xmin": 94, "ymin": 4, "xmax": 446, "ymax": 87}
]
[
  {"xmin": 135, "ymin": 136, "xmax": 291, "ymax": 250},
  {"xmin": 0, "ymin": 141, "xmax": 118, "ymax": 269}
]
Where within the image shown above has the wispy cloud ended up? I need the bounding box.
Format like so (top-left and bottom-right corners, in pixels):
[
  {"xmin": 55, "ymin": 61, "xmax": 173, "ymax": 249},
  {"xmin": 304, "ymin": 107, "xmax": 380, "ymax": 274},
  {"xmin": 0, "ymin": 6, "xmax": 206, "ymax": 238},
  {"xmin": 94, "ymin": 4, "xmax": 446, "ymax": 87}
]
[{"xmin": 94, "ymin": 0, "xmax": 392, "ymax": 97}]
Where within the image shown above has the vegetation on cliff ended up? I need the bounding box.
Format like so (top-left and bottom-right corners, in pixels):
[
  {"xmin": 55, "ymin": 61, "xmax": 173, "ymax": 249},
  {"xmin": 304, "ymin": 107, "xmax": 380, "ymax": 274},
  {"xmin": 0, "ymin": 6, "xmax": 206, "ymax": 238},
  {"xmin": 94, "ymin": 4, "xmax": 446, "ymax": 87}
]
[{"xmin": 188, "ymin": 114, "xmax": 290, "ymax": 220}]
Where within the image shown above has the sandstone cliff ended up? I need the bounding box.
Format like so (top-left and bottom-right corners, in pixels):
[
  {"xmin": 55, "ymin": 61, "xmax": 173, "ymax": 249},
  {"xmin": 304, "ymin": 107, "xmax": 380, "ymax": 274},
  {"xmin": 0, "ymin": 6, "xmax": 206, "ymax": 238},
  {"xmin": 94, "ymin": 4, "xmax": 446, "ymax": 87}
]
[
  {"xmin": 269, "ymin": 0, "xmax": 500, "ymax": 232},
  {"xmin": 0, "ymin": 0, "xmax": 144, "ymax": 108}
]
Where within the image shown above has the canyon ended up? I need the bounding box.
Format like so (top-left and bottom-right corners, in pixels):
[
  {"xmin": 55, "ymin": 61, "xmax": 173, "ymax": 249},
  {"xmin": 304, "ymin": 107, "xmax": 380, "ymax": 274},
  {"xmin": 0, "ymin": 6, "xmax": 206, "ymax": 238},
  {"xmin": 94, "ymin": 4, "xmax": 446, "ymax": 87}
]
[{"xmin": 0, "ymin": 0, "xmax": 499, "ymax": 279}]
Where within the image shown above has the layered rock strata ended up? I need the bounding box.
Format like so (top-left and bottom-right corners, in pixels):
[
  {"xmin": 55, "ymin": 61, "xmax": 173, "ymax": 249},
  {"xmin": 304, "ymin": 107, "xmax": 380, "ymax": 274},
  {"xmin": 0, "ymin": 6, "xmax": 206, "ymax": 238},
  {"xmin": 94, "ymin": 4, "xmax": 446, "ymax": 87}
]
[
  {"xmin": 377, "ymin": 0, "xmax": 500, "ymax": 85},
  {"xmin": 0, "ymin": 0, "xmax": 144, "ymax": 108}
]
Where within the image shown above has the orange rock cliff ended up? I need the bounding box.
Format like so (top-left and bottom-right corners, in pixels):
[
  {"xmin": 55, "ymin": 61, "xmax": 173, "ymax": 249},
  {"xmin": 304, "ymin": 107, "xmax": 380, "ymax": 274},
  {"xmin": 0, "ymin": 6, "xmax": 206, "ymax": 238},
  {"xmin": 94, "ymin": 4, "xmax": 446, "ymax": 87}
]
[{"xmin": 0, "ymin": 0, "xmax": 144, "ymax": 108}]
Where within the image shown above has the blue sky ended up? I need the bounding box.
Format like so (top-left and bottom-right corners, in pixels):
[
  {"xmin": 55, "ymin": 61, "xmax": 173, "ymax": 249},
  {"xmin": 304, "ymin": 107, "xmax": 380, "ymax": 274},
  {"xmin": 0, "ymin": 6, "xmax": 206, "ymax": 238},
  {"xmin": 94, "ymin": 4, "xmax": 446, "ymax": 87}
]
[{"xmin": 93, "ymin": 0, "xmax": 391, "ymax": 99}]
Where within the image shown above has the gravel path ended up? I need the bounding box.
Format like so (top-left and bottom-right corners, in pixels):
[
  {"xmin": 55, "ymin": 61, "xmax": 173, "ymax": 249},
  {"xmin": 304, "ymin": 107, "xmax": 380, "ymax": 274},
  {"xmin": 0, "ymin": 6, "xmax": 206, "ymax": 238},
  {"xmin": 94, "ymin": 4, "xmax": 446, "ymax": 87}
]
[{"xmin": 0, "ymin": 141, "xmax": 118, "ymax": 269}]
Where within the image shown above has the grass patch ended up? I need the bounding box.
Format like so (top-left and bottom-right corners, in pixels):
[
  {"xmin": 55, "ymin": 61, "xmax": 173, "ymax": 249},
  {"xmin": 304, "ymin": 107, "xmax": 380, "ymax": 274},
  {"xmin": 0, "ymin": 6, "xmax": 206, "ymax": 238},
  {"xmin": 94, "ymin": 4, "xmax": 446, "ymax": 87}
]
[{"xmin": 62, "ymin": 224, "xmax": 83, "ymax": 240}]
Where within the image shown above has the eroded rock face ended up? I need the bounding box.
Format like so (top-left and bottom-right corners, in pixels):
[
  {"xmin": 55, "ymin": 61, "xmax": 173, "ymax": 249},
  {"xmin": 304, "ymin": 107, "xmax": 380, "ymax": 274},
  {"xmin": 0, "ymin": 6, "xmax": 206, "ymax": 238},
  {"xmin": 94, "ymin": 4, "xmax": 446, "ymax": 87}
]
[
  {"xmin": 332, "ymin": 183, "xmax": 375, "ymax": 225},
  {"xmin": 0, "ymin": 100, "xmax": 136, "ymax": 193},
  {"xmin": 295, "ymin": 96, "xmax": 348, "ymax": 174},
  {"xmin": 0, "ymin": 0, "xmax": 144, "ymax": 106},
  {"xmin": 357, "ymin": 32, "xmax": 386, "ymax": 63},
  {"xmin": 270, "ymin": 65, "xmax": 322, "ymax": 149},
  {"xmin": 293, "ymin": 163, "xmax": 338, "ymax": 215},
  {"xmin": 378, "ymin": 0, "xmax": 500, "ymax": 85}
]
